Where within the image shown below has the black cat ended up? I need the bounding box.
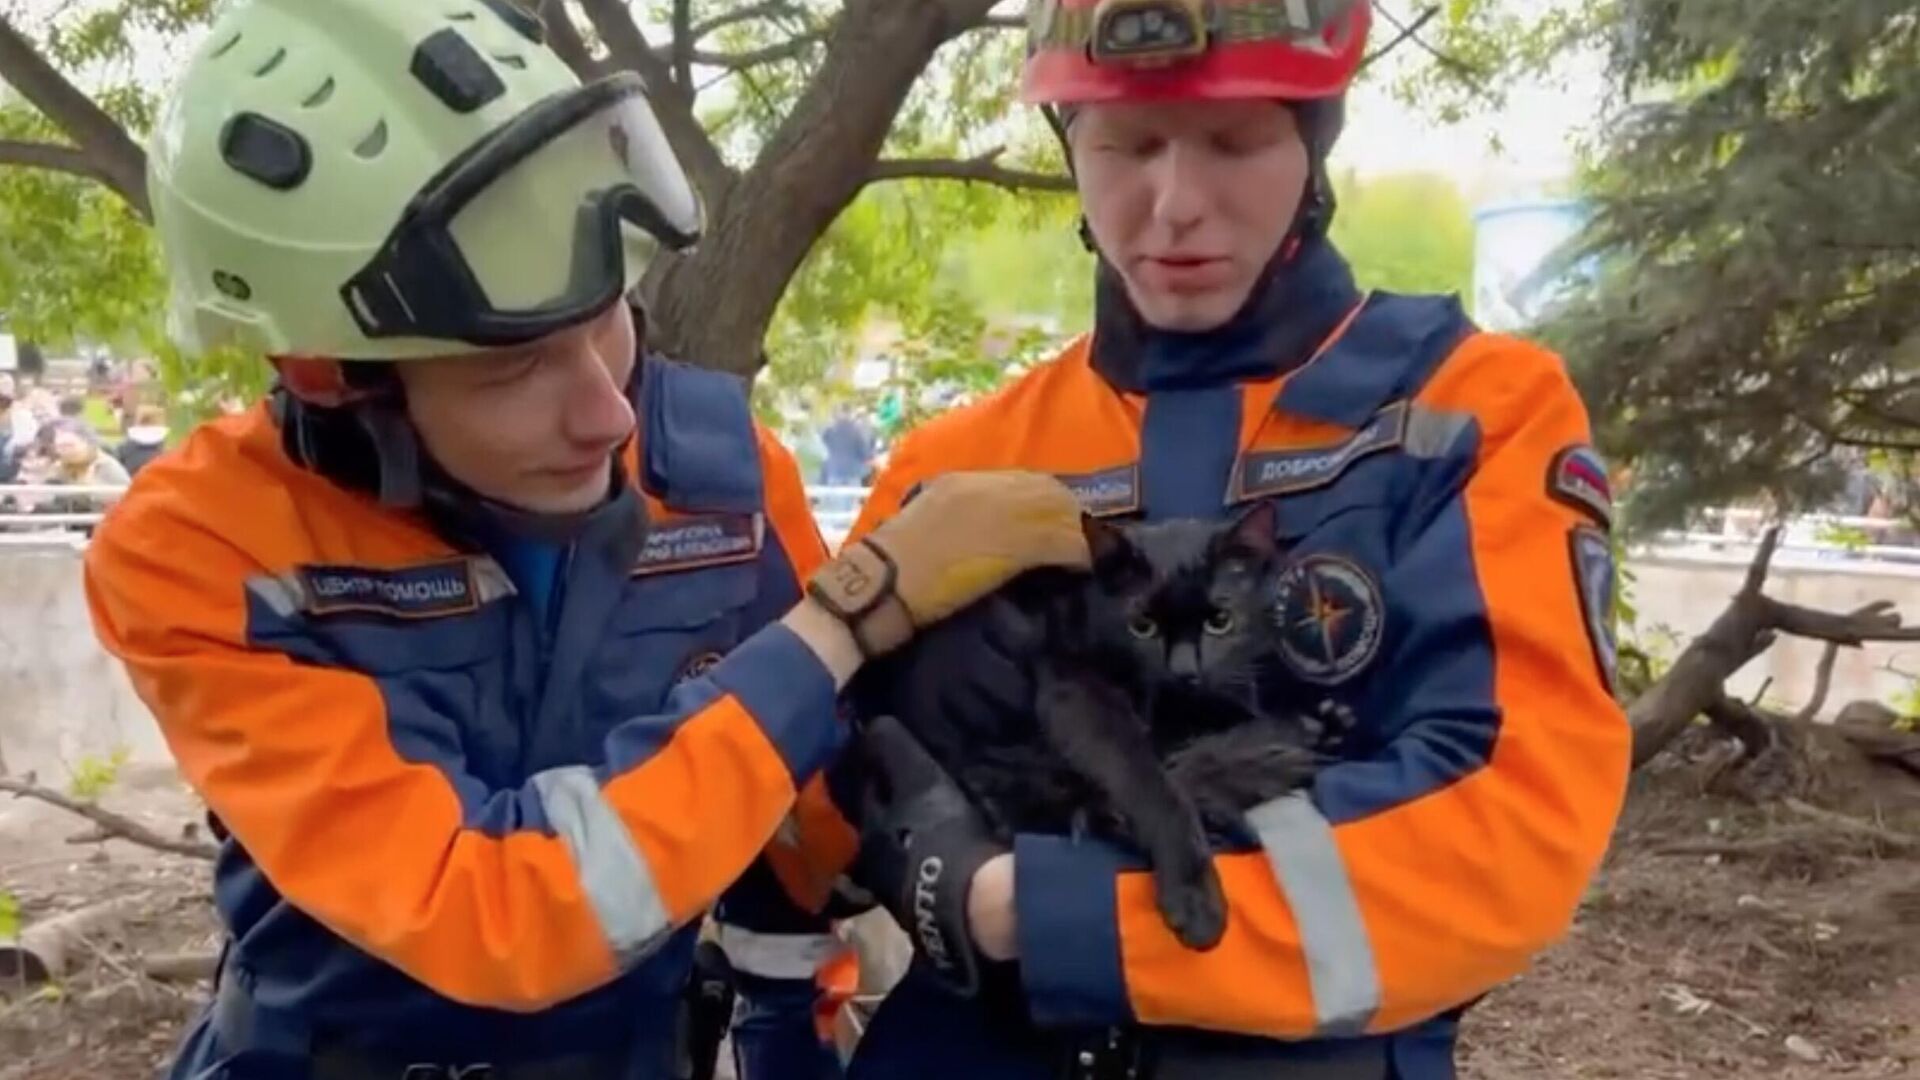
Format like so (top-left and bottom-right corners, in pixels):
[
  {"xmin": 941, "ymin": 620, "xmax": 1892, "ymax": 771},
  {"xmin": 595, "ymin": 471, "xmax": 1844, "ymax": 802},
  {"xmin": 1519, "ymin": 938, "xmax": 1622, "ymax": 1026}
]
[{"xmin": 859, "ymin": 501, "xmax": 1326, "ymax": 950}]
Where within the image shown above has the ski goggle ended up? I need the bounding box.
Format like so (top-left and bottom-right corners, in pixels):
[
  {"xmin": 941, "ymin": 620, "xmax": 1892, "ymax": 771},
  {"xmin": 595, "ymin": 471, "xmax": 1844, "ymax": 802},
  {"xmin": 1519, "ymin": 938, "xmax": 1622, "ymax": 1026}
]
[{"xmin": 342, "ymin": 72, "xmax": 701, "ymax": 349}]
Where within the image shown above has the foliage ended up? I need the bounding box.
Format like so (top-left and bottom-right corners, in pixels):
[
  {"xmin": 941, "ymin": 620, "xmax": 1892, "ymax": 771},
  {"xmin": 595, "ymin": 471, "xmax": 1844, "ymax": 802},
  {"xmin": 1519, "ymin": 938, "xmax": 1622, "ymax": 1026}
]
[
  {"xmin": 1540, "ymin": 0, "xmax": 1920, "ymax": 530},
  {"xmin": 66, "ymin": 746, "xmax": 129, "ymax": 802},
  {"xmin": 0, "ymin": 104, "xmax": 165, "ymax": 354},
  {"xmin": 0, "ymin": 889, "xmax": 17, "ymax": 942},
  {"xmin": 1331, "ymin": 170, "xmax": 1476, "ymax": 298},
  {"xmin": 0, "ymin": 0, "xmax": 1549, "ymax": 414}
]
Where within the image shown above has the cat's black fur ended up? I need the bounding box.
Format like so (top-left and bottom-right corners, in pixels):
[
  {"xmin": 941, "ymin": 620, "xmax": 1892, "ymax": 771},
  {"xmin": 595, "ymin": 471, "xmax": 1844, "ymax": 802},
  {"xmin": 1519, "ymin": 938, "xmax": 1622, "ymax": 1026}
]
[{"xmin": 858, "ymin": 501, "xmax": 1327, "ymax": 950}]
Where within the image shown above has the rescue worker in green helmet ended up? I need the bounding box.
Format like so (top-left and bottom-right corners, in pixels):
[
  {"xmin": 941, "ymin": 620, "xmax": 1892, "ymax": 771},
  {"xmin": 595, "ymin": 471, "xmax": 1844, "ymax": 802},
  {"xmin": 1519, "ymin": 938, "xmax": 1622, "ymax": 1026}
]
[{"xmin": 83, "ymin": 1, "xmax": 1090, "ymax": 1076}]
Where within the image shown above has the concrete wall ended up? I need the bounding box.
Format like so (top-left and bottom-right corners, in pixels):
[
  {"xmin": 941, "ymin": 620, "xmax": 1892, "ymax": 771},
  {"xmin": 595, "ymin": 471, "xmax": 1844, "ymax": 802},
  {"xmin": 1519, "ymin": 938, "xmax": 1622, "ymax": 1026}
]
[
  {"xmin": 0, "ymin": 546, "xmax": 170, "ymax": 782},
  {"xmin": 2, "ymin": 547, "xmax": 1916, "ymax": 785},
  {"xmin": 1627, "ymin": 551, "xmax": 1920, "ymax": 716}
]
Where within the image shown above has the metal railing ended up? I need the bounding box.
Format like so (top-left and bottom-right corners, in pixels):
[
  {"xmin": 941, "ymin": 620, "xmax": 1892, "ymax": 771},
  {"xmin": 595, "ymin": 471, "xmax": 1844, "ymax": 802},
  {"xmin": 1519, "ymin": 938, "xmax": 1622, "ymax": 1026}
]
[{"xmin": 8, "ymin": 483, "xmax": 1920, "ymax": 570}]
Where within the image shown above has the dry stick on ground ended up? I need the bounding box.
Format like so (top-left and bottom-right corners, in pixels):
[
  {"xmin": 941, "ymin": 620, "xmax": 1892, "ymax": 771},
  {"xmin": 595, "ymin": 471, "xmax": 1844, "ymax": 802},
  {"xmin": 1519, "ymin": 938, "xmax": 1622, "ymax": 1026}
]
[
  {"xmin": 0, "ymin": 778, "xmax": 216, "ymax": 860},
  {"xmin": 1630, "ymin": 528, "xmax": 1920, "ymax": 768},
  {"xmin": 1781, "ymin": 797, "xmax": 1920, "ymax": 852}
]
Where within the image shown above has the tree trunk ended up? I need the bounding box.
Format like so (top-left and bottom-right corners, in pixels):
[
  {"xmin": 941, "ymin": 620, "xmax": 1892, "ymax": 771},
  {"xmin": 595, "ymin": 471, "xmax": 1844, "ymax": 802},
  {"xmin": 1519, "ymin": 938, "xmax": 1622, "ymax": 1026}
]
[{"xmin": 643, "ymin": 0, "xmax": 1001, "ymax": 378}]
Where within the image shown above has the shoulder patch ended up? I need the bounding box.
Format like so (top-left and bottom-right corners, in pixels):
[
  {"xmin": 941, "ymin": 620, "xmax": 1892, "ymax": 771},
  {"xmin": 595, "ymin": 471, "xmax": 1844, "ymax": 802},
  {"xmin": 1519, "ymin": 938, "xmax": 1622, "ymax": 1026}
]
[
  {"xmin": 1548, "ymin": 444, "xmax": 1612, "ymax": 527},
  {"xmin": 1271, "ymin": 553, "xmax": 1386, "ymax": 685},
  {"xmin": 633, "ymin": 512, "xmax": 765, "ymax": 577},
  {"xmin": 1233, "ymin": 401, "xmax": 1409, "ymax": 502},
  {"xmin": 298, "ymin": 560, "xmax": 481, "ymax": 620},
  {"xmin": 1568, "ymin": 524, "xmax": 1619, "ymax": 697}
]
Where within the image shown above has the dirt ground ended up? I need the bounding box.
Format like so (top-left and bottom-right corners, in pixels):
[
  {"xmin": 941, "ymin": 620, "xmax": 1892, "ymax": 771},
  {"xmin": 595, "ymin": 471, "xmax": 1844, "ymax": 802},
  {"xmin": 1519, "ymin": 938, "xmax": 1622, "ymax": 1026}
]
[{"xmin": 1, "ymin": 766, "xmax": 1915, "ymax": 1079}]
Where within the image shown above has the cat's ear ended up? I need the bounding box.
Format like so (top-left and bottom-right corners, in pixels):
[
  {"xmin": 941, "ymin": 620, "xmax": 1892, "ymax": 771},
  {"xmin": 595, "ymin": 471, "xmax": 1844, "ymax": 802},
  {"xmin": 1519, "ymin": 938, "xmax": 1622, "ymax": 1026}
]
[
  {"xmin": 1081, "ymin": 513, "xmax": 1133, "ymax": 572},
  {"xmin": 1221, "ymin": 500, "xmax": 1279, "ymax": 561}
]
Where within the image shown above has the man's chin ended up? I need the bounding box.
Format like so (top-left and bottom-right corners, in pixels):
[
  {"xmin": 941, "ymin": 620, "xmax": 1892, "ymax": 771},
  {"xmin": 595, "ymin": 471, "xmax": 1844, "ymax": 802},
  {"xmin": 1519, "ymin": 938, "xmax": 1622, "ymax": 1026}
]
[{"xmin": 1132, "ymin": 290, "xmax": 1246, "ymax": 334}]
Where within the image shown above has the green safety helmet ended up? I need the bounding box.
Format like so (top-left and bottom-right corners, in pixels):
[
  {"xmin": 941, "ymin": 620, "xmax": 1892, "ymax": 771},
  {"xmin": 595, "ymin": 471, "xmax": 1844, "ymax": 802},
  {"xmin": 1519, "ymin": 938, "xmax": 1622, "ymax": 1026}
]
[{"xmin": 148, "ymin": 0, "xmax": 704, "ymax": 363}]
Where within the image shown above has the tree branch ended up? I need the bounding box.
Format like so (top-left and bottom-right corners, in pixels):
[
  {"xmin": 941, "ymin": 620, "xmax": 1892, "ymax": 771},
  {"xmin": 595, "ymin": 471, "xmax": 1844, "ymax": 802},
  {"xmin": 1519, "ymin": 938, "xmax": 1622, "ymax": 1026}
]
[
  {"xmin": 976, "ymin": 14, "xmax": 1026, "ymax": 30},
  {"xmin": 1758, "ymin": 595, "xmax": 1920, "ymax": 644},
  {"xmin": 0, "ymin": 138, "xmax": 108, "ymax": 182},
  {"xmin": 1361, "ymin": 5, "xmax": 1437, "ymax": 68},
  {"xmin": 690, "ymin": 0, "xmax": 802, "ymax": 41},
  {"xmin": 0, "ymin": 778, "xmax": 217, "ymax": 861},
  {"xmin": 575, "ymin": 0, "xmax": 735, "ymax": 203},
  {"xmin": 1369, "ymin": 0, "xmax": 1486, "ymax": 91},
  {"xmin": 671, "ymin": 0, "xmax": 693, "ymax": 90},
  {"xmin": 536, "ymin": 0, "xmax": 605, "ymax": 82},
  {"xmin": 869, "ymin": 148, "xmax": 1074, "ymax": 193},
  {"xmin": 1782, "ymin": 797, "xmax": 1920, "ymax": 853},
  {"xmin": 0, "ymin": 14, "xmax": 149, "ymax": 217},
  {"xmin": 664, "ymin": 31, "xmax": 829, "ymax": 70}
]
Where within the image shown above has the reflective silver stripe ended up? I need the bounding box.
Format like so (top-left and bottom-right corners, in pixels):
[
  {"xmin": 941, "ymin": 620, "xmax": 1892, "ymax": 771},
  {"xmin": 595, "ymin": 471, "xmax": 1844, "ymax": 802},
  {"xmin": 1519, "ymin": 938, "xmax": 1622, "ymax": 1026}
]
[
  {"xmin": 1247, "ymin": 793, "xmax": 1381, "ymax": 1036},
  {"xmin": 715, "ymin": 923, "xmax": 841, "ymax": 980},
  {"xmin": 246, "ymin": 574, "xmax": 302, "ymax": 618},
  {"xmin": 1404, "ymin": 405, "xmax": 1472, "ymax": 460},
  {"xmin": 466, "ymin": 557, "xmax": 518, "ymax": 603},
  {"xmin": 532, "ymin": 766, "xmax": 672, "ymax": 965}
]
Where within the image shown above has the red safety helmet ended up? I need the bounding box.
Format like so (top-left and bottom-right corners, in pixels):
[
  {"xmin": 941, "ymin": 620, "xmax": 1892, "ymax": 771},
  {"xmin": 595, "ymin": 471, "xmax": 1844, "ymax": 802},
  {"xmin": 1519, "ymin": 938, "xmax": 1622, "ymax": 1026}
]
[{"xmin": 1021, "ymin": 0, "xmax": 1371, "ymax": 105}]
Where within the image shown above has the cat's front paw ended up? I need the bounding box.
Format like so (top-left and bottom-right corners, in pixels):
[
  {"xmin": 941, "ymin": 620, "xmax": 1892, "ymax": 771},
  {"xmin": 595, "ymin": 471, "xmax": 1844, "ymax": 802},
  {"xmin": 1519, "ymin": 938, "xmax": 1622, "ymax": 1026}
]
[{"xmin": 1154, "ymin": 859, "xmax": 1227, "ymax": 951}]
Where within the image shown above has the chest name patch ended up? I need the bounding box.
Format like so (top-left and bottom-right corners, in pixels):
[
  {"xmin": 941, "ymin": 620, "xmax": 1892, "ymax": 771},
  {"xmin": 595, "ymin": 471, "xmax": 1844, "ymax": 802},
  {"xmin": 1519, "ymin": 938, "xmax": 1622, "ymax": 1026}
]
[
  {"xmin": 1236, "ymin": 401, "xmax": 1409, "ymax": 501},
  {"xmin": 300, "ymin": 560, "xmax": 480, "ymax": 620},
  {"xmin": 1056, "ymin": 464, "xmax": 1141, "ymax": 518},
  {"xmin": 633, "ymin": 513, "xmax": 763, "ymax": 577}
]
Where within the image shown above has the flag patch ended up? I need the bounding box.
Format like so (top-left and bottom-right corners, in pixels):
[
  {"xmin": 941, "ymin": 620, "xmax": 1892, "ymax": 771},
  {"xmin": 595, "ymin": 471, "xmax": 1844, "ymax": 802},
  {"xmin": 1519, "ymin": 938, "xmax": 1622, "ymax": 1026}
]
[{"xmin": 1548, "ymin": 444, "xmax": 1612, "ymax": 528}]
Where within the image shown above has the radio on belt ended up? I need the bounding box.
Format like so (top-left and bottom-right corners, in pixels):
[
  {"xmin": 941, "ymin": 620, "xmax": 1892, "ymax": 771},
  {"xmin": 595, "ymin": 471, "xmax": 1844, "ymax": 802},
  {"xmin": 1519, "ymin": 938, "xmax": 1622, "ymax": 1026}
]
[{"xmin": 1088, "ymin": 0, "xmax": 1211, "ymax": 66}]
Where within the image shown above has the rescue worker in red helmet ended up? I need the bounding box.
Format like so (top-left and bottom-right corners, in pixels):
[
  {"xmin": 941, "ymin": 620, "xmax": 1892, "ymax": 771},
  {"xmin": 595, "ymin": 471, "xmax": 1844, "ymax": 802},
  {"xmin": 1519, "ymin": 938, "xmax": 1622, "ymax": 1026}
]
[
  {"xmin": 722, "ymin": 0, "xmax": 1633, "ymax": 1076},
  {"xmin": 81, "ymin": 2, "xmax": 1091, "ymax": 1076}
]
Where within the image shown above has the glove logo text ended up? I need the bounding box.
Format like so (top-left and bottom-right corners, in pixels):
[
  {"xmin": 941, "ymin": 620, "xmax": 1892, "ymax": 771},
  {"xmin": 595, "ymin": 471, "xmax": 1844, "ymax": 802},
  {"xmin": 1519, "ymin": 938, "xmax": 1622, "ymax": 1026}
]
[{"xmin": 912, "ymin": 855, "xmax": 952, "ymax": 969}]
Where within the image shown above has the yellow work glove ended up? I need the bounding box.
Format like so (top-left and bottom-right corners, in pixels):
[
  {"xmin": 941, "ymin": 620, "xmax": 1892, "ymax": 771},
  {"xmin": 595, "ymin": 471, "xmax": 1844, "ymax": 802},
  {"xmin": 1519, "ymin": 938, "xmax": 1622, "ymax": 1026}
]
[{"xmin": 808, "ymin": 471, "xmax": 1091, "ymax": 657}]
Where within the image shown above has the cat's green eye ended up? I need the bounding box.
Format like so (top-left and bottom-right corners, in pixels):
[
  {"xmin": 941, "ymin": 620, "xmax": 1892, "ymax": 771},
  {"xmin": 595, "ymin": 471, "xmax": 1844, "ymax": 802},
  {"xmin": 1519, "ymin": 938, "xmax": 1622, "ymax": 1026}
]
[
  {"xmin": 1128, "ymin": 616, "xmax": 1159, "ymax": 640},
  {"xmin": 1204, "ymin": 610, "xmax": 1236, "ymax": 636}
]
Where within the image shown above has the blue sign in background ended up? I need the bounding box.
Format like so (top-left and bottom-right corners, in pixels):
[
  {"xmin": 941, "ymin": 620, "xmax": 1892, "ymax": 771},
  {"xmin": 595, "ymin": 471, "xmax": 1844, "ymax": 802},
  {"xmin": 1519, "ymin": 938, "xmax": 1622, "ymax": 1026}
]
[{"xmin": 1470, "ymin": 199, "xmax": 1594, "ymax": 333}]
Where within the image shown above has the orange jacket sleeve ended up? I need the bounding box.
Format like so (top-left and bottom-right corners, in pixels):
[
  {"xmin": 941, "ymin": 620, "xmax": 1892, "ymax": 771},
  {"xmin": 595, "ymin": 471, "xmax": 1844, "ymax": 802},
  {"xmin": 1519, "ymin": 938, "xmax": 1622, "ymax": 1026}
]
[
  {"xmin": 1012, "ymin": 337, "xmax": 1632, "ymax": 1037},
  {"xmin": 83, "ymin": 438, "xmax": 842, "ymax": 1014}
]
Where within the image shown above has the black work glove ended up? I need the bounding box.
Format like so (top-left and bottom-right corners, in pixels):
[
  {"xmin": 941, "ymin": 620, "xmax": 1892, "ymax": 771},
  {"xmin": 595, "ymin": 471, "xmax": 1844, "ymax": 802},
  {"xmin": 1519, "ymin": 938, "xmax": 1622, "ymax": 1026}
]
[{"xmin": 847, "ymin": 714, "xmax": 1006, "ymax": 999}]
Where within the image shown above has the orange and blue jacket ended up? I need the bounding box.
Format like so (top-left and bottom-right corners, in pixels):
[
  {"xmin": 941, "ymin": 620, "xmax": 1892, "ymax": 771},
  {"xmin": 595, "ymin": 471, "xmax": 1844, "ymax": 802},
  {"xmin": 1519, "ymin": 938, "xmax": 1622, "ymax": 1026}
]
[
  {"xmin": 762, "ymin": 269, "xmax": 1632, "ymax": 1066},
  {"xmin": 83, "ymin": 355, "xmax": 840, "ymax": 1063}
]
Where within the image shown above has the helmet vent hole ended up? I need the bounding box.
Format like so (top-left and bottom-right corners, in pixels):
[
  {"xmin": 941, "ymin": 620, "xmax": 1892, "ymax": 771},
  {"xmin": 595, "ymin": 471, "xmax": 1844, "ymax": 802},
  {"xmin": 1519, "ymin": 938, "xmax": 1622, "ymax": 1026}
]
[
  {"xmin": 354, "ymin": 120, "xmax": 390, "ymax": 159},
  {"xmin": 302, "ymin": 78, "xmax": 336, "ymax": 109},
  {"xmin": 253, "ymin": 46, "xmax": 287, "ymax": 77},
  {"xmin": 211, "ymin": 30, "xmax": 242, "ymax": 58},
  {"xmin": 448, "ymin": 9, "xmax": 477, "ymax": 20},
  {"xmin": 493, "ymin": 53, "xmax": 527, "ymax": 70}
]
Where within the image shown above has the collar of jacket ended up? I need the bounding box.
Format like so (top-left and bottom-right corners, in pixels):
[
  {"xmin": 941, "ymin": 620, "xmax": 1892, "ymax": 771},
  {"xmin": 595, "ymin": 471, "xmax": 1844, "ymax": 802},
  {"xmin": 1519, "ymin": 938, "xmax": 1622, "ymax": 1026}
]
[{"xmin": 1088, "ymin": 235, "xmax": 1361, "ymax": 394}]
